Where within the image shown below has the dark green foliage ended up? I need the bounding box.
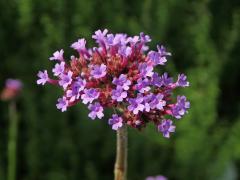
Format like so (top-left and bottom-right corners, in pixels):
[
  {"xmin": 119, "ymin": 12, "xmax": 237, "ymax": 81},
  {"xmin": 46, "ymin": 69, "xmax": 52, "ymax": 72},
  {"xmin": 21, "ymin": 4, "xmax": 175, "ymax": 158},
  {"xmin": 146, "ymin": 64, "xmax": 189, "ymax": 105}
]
[{"xmin": 0, "ymin": 0, "xmax": 240, "ymax": 179}]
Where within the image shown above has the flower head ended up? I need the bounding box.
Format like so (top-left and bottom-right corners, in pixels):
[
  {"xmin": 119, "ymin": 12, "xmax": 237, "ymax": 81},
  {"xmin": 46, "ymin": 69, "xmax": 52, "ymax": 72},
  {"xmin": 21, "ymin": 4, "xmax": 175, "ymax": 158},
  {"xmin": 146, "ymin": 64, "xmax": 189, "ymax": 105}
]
[{"xmin": 36, "ymin": 29, "xmax": 190, "ymax": 137}]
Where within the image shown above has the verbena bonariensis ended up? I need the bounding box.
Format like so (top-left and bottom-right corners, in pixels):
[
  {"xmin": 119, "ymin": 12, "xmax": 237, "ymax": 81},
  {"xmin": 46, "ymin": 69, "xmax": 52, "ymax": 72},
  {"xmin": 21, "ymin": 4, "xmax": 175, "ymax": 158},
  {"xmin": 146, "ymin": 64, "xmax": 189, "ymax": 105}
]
[
  {"xmin": 1, "ymin": 79, "xmax": 22, "ymax": 101},
  {"xmin": 36, "ymin": 29, "xmax": 190, "ymax": 138}
]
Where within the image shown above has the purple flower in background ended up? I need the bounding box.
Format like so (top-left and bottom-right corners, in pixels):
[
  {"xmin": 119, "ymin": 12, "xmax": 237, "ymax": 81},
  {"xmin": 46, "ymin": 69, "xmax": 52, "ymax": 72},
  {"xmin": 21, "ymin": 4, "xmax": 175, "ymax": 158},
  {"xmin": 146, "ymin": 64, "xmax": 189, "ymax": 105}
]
[
  {"xmin": 1, "ymin": 79, "xmax": 23, "ymax": 101},
  {"xmin": 108, "ymin": 114, "xmax": 123, "ymax": 130},
  {"xmin": 146, "ymin": 175, "xmax": 167, "ymax": 180},
  {"xmin": 49, "ymin": 49, "xmax": 64, "ymax": 61},
  {"xmin": 59, "ymin": 71, "xmax": 73, "ymax": 89},
  {"xmin": 128, "ymin": 94, "xmax": 145, "ymax": 114},
  {"xmin": 52, "ymin": 62, "xmax": 65, "ymax": 76},
  {"xmin": 6, "ymin": 79, "xmax": 22, "ymax": 90},
  {"xmin": 71, "ymin": 38, "xmax": 86, "ymax": 52},
  {"xmin": 88, "ymin": 102, "xmax": 104, "ymax": 120},
  {"xmin": 158, "ymin": 119, "xmax": 175, "ymax": 138},
  {"xmin": 139, "ymin": 63, "xmax": 154, "ymax": 77},
  {"xmin": 81, "ymin": 88, "xmax": 99, "ymax": 104},
  {"xmin": 37, "ymin": 70, "xmax": 49, "ymax": 85},
  {"xmin": 135, "ymin": 78, "xmax": 151, "ymax": 93},
  {"xmin": 171, "ymin": 95, "xmax": 190, "ymax": 119},
  {"xmin": 112, "ymin": 74, "xmax": 131, "ymax": 90},
  {"xmin": 56, "ymin": 96, "xmax": 68, "ymax": 112},
  {"xmin": 111, "ymin": 87, "xmax": 127, "ymax": 102},
  {"xmin": 176, "ymin": 74, "xmax": 189, "ymax": 87},
  {"xmin": 91, "ymin": 64, "xmax": 107, "ymax": 79}
]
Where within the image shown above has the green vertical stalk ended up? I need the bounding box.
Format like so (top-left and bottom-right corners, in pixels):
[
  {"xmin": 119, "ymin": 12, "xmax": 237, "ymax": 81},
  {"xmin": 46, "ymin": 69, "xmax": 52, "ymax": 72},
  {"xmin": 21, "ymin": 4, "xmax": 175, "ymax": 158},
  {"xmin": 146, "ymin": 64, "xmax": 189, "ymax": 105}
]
[
  {"xmin": 114, "ymin": 124, "xmax": 128, "ymax": 180},
  {"xmin": 7, "ymin": 101, "xmax": 18, "ymax": 180}
]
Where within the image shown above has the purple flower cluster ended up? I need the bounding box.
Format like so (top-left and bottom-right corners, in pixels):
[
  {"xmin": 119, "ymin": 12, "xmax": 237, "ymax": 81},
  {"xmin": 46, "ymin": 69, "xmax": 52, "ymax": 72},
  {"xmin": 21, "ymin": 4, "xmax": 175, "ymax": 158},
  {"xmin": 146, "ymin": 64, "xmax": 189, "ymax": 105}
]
[
  {"xmin": 1, "ymin": 79, "xmax": 23, "ymax": 101},
  {"xmin": 146, "ymin": 175, "xmax": 167, "ymax": 180},
  {"xmin": 36, "ymin": 29, "xmax": 190, "ymax": 137}
]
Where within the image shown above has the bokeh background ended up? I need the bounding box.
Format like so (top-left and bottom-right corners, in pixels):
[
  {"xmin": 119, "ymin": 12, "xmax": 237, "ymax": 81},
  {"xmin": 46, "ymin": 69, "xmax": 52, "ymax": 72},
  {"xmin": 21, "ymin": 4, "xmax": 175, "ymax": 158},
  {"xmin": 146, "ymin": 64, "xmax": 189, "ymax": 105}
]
[{"xmin": 1, "ymin": 0, "xmax": 240, "ymax": 179}]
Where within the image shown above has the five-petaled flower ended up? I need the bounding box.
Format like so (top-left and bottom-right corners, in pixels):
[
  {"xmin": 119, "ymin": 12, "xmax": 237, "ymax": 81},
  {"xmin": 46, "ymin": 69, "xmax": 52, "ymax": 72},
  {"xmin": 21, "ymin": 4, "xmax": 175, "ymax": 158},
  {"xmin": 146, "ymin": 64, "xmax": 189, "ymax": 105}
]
[{"xmin": 36, "ymin": 29, "xmax": 190, "ymax": 138}]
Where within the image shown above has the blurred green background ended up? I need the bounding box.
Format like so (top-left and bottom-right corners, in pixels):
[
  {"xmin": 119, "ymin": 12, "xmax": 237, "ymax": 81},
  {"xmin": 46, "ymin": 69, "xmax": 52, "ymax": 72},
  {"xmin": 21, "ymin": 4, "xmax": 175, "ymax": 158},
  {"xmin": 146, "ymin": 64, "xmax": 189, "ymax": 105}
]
[{"xmin": 0, "ymin": 0, "xmax": 240, "ymax": 179}]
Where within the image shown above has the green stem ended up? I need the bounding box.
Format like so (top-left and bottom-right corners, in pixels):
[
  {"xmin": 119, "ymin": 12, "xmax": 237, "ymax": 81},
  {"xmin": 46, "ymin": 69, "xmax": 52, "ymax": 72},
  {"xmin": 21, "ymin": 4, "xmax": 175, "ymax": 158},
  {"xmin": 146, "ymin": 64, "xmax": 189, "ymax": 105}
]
[
  {"xmin": 114, "ymin": 124, "xmax": 128, "ymax": 180},
  {"xmin": 7, "ymin": 101, "xmax": 18, "ymax": 180}
]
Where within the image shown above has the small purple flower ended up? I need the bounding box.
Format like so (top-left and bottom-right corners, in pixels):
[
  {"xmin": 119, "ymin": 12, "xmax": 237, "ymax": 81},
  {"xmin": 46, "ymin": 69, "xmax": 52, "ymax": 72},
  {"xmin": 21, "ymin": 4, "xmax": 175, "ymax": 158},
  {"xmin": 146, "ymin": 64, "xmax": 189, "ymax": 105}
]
[
  {"xmin": 148, "ymin": 45, "xmax": 171, "ymax": 66},
  {"xmin": 143, "ymin": 94, "xmax": 153, "ymax": 112},
  {"xmin": 140, "ymin": 32, "xmax": 151, "ymax": 51},
  {"xmin": 37, "ymin": 70, "xmax": 49, "ymax": 85},
  {"xmin": 6, "ymin": 79, "xmax": 22, "ymax": 90},
  {"xmin": 90, "ymin": 64, "xmax": 107, "ymax": 79},
  {"xmin": 108, "ymin": 114, "xmax": 123, "ymax": 130},
  {"xmin": 56, "ymin": 96, "xmax": 68, "ymax": 112},
  {"xmin": 110, "ymin": 33, "xmax": 128, "ymax": 46},
  {"xmin": 158, "ymin": 119, "xmax": 175, "ymax": 138},
  {"xmin": 127, "ymin": 36, "xmax": 139, "ymax": 45},
  {"xmin": 52, "ymin": 62, "xmax": 65, "ymax": 76},
  {"xmin": 157, "ymin": 45, "xmax": 171, "ymax": 57},
  {"xmin": 88, "ymin": 102, "xmax": 104, "ymax": 120},
  {"xmin": 161, "ymin": 73, "xmax": 173, "ymax": 86},
  {"xmin": 112, "ymin": 74, "xmax": 131, "ymax": 90},
  {"xmin": 171, "ymin": 95, "xmax": 190, "ymax": 119},
  {"xmin": 71, "ymin": 38, "xmax": 86, "ymax": 52},
  {"xmin": 59, "ymin": 71, "xmax": 73, "ymax": 89},
  {"xmin": 128, "ymin": 94, "xmax": 145, "ymax": 114},
  {"xmin": 140, "ymin": 32, "xmax": 151, "ymax": 44},
  {"xmin": 111, "ymin": 87, "xmax": 127, "ymax": 102},
  {"xmin": 81, "ymin": 88, "xmax": 99, "ymax": 104},
  {"xmin": 118, "ymin": 46, "xmax": 132, "ymax": 57},
  {"xmin": 66, "ymin": 78, "xmax": 86, "ymax": 102},
  {"xmin": 139, "ymin": 63, "xmax": 154, "ymax": 78},
  {"xmin": 176, "ymin": 74, "xmax": 189, "ymax": 87},
  {"xmin": 151, "ymin": 73, "xmax": 163, "ymax": 87},
  {"xmin": 135, "ymin": 78, "xmax": 151, "ymax": 93},
  {"xmin": 149, "ymin": 94, "xmax": 166, "ymax": 110},
  {"xmin": 92, "ymin": 29, "xmax": 108, "ymax": 44},
  {"xmin": 49, "ymin": 49, "xmax": 64, "ymax": 61}
]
